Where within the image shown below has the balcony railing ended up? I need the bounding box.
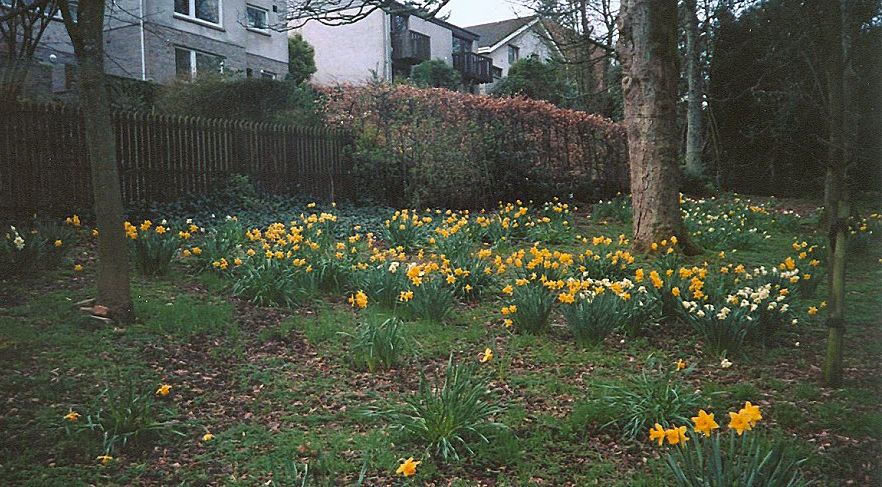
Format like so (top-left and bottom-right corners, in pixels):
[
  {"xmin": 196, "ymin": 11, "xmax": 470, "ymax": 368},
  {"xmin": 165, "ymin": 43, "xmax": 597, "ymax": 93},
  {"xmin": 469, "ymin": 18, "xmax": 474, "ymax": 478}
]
[
  {"xmin": 453, "ymin": 52, "xmax": 493, "ymax": 84},
  {"xmin": 392, "ymin": 30, "xmax": 431, "ymax": 64}
]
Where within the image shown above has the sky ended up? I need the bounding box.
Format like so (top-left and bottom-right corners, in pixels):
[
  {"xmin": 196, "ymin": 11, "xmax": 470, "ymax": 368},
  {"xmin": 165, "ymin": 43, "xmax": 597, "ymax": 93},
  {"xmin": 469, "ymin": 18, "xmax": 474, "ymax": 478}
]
[{"xmin": 439, "ymin": 0, "xmax": 532, "ymax": 28}]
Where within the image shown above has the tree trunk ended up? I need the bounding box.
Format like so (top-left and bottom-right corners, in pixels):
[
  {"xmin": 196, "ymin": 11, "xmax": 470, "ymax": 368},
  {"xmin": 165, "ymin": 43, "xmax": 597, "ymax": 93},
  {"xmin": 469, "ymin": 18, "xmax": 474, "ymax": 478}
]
[
  {"xmin": 683, "ymin": 0, "xmax": 704, "ymax": 177},
  {"xmin": 617, "ymin": 0, "xmax": 699, "ymax": 254},
  {"xmin": 823, "ymin": 0, "xmax": 857, "ymax": 387},
  {"xmin": 60, "ymin": 0, "xmax": 134, "ymax": 323}
]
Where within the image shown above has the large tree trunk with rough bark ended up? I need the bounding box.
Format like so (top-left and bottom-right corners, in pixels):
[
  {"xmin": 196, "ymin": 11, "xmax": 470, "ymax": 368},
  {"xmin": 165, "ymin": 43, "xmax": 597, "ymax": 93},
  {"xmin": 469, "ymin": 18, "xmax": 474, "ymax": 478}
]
[
  {"xmin": 60, "ymin": 0, "xmax": 134, "ymax": 323},
  {"xmin": 683, "ymin": 0, "xmax": 703, "ymax": 177},
  {"xmin": 617, "ymin": 0, "xmax": 699, "ymax": 254}
]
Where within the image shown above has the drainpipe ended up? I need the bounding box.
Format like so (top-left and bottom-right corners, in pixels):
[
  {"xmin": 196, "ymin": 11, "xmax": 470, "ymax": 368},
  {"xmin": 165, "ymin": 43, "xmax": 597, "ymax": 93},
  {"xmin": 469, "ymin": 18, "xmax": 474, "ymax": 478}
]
[
  {"xmin": 139, "ymin": 0, "xmax": 147, "ymax": 80},
  {"xmin": 383, "ymin": 11, "xmax": 391, "ymax": 81}
]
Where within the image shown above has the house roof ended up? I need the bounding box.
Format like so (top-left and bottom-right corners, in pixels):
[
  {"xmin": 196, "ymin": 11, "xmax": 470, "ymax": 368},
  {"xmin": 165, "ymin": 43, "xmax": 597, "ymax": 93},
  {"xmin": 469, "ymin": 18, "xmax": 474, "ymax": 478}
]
[{"xmin": 465, "ymin": 16, "xmax": 539, "ymax": 49}]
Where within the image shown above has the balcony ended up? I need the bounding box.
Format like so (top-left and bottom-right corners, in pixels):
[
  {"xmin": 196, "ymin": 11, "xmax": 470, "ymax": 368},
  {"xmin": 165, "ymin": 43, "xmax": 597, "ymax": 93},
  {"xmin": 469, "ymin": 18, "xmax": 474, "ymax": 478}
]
[
  {"xmin": 453, "ymin": 52, "xmax": 493, "ymax": 84},
  {"xmin": 392, "ymin": 30, "xmax": 431, "ymax": 64}
]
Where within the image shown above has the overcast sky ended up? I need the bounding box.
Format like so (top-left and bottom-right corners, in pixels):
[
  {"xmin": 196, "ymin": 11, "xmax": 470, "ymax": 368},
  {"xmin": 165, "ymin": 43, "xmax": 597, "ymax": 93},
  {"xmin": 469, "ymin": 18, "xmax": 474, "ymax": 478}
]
[{"xmin": 439, "ymin": 0, "xmax": 532, "ymax": 28}]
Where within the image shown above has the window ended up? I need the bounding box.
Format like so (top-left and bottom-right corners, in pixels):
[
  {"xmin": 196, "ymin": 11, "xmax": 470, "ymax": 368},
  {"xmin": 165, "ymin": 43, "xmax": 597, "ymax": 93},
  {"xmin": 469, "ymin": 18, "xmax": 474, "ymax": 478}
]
[
  {"xmin": 175, "ymin": 0, "xmax": 220, "ymax": 25},
  {"xmin": 175, "ymin": 47, "xmax": 223, "ymax": 80},
  {"xmin": 492, "ymin": 66, "xmax": 502, "ymax": 79},
  {"xmin": 246, "ymin": 5, "xmax": 268, "ymax": 30},
  {"xmin": 452, "ymin": 36, "xmax": 472, "ymax": 53},
  {"xmin": 507, "ymin": 45, "xmax": 519, "ymax": 64},
  {"xmin": 391, "ymin": 14, "xmax": 407, "ymax": 34},
  {"xmin": 260, "ymin": 70, "xmax": 276, "ymax": 79}
]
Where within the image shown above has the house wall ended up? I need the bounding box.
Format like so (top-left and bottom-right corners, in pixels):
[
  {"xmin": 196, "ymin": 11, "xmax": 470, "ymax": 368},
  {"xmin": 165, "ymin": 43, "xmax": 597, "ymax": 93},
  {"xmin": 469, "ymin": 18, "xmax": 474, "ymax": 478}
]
[
  {"xmin": 296, "ymin": 9, "xmax": 390, "ymax": 85},
  {"xmin": 407, "ymin": 14, "xmax": 453, "ymax": 64},
  {"xmin": 2, "ymin": 0, "xmax": 288, "ymax": 87},
  {"xmin": 480, "ymin": 25, "xmax": 554, "ymax": 94}
]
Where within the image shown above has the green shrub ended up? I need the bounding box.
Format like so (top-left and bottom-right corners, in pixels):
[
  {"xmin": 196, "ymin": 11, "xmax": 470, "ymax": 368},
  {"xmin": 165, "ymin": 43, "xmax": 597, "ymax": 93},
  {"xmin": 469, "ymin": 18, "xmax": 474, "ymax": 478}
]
[
  {"xmin": 665, "ymin": 432, "xmax": 808, "ymax": 487},
  {"xmin": 407, "ymin": 276, "xmax": 455, "ymax": 323},
  {"xmin": 367, "ymin": 356, "xmax": 505, "ymax": 462},
  {"xmin": 560, "ymin": 290, "xmax": 625, "ymax": 347},
  {"xmin": 355, "ymin": 261, "xmax": 410, "ymax": 309},
  {"xmin": 63, "ymin": 383, "xmax": 182, "ymax": 456},
  {"xmin": 656, "ymin": 406, "xmax": 809, "ymax": 487},
  {"xmin": 591, "ymin": 194, "xmax": 632, "ymax": 222},
  {"xmin": 410, "ymin": 60, "xmax": 461, "ymax": 90},
  {"xmin": 127, "ymin": 221, "xmax": 180, "ymax": 277},
  {"xmin": 191, "ymin": 218, "xmax": 244, "ymax": 270},
  {"xmin": 232, "ymin": 258, "xmax": 314, "ymax": 307},
  {"xmin": 590, "ymin": 357, "xmax": 704, "ymax": 440},
  {"xmin": 679, "ymin": 300, "xmax": 751, "ymax": 357},
  {"xmin": 507, "ymin": 282, "xmax": 556, "ymax": 334},
  {"xmin": 1, "ymin": 225, "xmax": 46, "ymax": 278},
  {"xmin": 344, "ymin": 316, "xmax": 408, "ymax": 371}
]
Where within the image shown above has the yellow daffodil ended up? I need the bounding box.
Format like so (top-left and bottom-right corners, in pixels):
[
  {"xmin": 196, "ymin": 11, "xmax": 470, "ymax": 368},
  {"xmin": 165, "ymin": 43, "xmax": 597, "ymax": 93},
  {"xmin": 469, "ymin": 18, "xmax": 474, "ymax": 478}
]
[
  {"xmin": 676, "ymin": 359, "xmax": 686, "ymax": 371},
  {"xmin": 480, "ymin": 348, "xmax": 493, "ymax": 363},
  {"xmin": 396, "ymin": 457, "xmax": 421, "ymax": 477},
  {"xmin": 63, "ymin": 410, "xmax": 81, "ymax": 422},
  {"xmin": 156, "ymin": 384, "xmax": 172, "ymax": 396},
  {"xmin": 348, "ymin": 290, "xmax": 368, "ymax": 309},
  {"xmin": 728, "ymin": 411, "xmax": 751, "ymax": 435},
  {"xmin": 73, "ymin": 264, "xmax": 83, "ymax": 272},
  {"xmin": 96, "ymin": 454, "xmax": 113, "ymax": 465},
  {"xmin": 665, "ymin": 425, "xmax": 689, "ymax": 446},
  {"xmin": 807, "ymin": 306, "xmax": 818, "ymax": 316},
  {"xmin": 739, "ymin": 401, "xmax": 762, "ymax": 426},
  {"xmin": 202, "ymin": 432, "xmax": 215, "ymax": 442},
  {"xmin": 54, "ymin": 239, "xmax": 63, "ymax": 248},
  {"xmin": 649, "ymin": 423, "xmax": 665, "ymax": 446},
  {"xmin": 691, "ymin": 410, "xmax": 719, "ymax": 437}
]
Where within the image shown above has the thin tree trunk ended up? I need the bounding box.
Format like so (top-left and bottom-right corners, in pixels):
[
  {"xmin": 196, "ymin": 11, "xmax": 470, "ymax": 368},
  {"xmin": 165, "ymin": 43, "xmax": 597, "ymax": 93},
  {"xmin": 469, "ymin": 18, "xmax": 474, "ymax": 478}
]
[
  {"xmin": 823, "ymin": 0, "xmax": 858, "ymax": 387},
  {"xmin": 683, "ymin": 0, "xmax": 704, "ymax": 177},
  {"xmin": 60, "ymin": 0, "xmax": 134, "ymax": 323},
  {"xmin": 617, "ymin": 0, "xmax": 699, "ymax": 254}
]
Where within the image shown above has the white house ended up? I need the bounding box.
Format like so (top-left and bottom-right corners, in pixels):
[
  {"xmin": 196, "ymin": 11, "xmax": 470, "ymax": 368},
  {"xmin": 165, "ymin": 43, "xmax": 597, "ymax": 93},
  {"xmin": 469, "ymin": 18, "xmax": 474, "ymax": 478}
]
[
  {"xmin": 465, "ymin": 16, "xmax": 561, "ymax": 93},
  {"xmin": 295, "ymin": 5, "xmax": 492, "ymax": 89}
]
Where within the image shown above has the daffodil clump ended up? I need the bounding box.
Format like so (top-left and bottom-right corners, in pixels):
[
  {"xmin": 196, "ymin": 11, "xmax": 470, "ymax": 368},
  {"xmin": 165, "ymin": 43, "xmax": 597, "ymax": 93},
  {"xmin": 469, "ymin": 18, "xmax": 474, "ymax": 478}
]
[
  {"xmin": 653, "ymin": 402, "xmax": 808, "ymax": 486},
  {"xmin": 681, "ymin": 196, "xmax": 774, "ymax": 250},
  {"xmin": 125, "ymin": 219, "xmax": 184, "ymax": 277},
  {"xmin": 558, "ymin": 277, "xmax": 656, "ymax": 346}
]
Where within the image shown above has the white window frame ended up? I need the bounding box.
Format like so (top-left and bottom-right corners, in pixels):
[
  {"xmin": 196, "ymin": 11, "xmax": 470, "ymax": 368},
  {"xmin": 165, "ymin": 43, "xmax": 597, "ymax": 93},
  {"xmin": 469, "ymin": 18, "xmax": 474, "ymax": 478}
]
[
  {"xmin": 259, "ymin": 69, "xmax": 276, "ymax": 79},
  {"xmin": 245, "ymin": 4, "xmax": 269, "ymax": 32},
  {"xmin": 174, "ymin": 0, "xmax": 223, "ymax": 28},
  {"xmin": 175, "ymin": 47, "xmax": 224, "ymax": 81}
]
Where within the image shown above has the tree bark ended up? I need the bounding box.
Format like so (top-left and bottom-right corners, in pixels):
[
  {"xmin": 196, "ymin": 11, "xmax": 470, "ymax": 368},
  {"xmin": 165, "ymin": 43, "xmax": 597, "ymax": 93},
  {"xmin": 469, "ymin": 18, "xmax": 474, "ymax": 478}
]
[
  {"xmin": 822, "ymin": 0, "xmax": 857, "ymax": 387},
  {"xmin": 617, "ymin": 0, "xmax": 699, "ymax": 254},
  {"xmin": 59, "ymin": 0, "xmax": 134, "ymax": 323},
  {"xmin": 683, "ymin": 0, "xmax": 704, "ymax": 177}
]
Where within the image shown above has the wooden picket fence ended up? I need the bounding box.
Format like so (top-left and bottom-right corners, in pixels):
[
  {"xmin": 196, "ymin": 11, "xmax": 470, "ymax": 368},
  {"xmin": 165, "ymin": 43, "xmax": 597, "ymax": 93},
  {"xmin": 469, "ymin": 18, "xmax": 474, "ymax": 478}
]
[{"xmin": 0, "ymin": 101, "xmax": 353, "ymax": 215}]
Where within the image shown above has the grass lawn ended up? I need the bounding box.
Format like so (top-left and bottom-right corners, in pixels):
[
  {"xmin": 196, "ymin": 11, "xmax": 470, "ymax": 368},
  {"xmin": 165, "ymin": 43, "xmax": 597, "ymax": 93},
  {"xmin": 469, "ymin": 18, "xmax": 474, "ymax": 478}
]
[{"xmin": 0, "ymin": 195, "xmax": 880, "ymax": 486}]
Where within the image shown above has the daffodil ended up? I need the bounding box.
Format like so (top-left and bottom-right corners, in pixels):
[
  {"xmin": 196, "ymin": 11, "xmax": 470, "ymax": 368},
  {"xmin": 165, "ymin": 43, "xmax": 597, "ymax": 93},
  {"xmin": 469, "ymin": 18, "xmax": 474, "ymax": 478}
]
[
  {"xmin": 96, "ymin": 454, "xmax": 113, "ymax": 465},
  {"xmin": 676, "ymin": 359, "xmax": 686, "ymax": 371},
  {"xmin": 63, "ymin": 410, "xmax": 81, "ymax": 422},
  {"xmin": 665, "ymin": 425, "xmax": 689, "ymax": 446},
  {"xmin": 156, "ymin": 384, "xmax": 172, "ymax": 396},
  {"xmin": 480, "ymin": 348, "xmax": 493, "ymax": 363},
  {"xmin": 396, "ymin": 457, "xmax": 421, "ymax": 477},
  {"xmin": 649, "ymin": 423, "xmax": 665, "ymax": 446},
  {"xmin": 728, "ymin": 411, "xmax": 751, "ymax": 435},
  {"xmin": 691, "ymin": 409, "xmax": 719, "ymax": 437},
  {"xmin": 202, "ymin": 432, "xmax": 215, "ymax": 442},
  {"xmin": 348, "ymin": 290, "xmax": 368, "ymax": 309},
  {"xmin": 739, "ymin": 401, "xmax": 762, "ymax": 426}
]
